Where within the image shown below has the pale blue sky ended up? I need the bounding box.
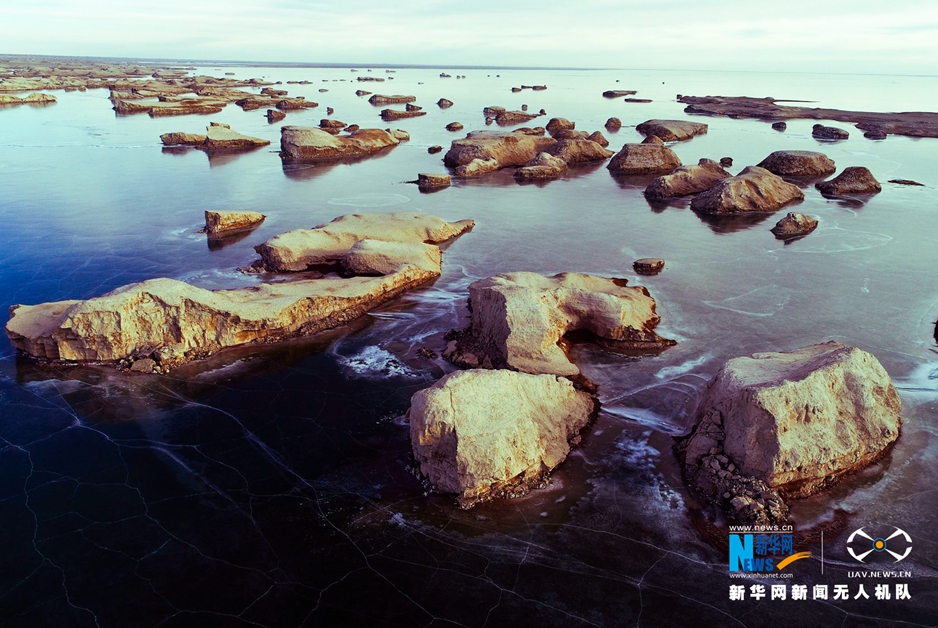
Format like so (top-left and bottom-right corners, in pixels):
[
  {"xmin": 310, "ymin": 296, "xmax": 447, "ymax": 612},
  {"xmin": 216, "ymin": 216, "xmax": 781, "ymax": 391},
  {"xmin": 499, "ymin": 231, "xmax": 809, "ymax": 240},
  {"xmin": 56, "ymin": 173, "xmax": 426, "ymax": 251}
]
[{"xmin": 1, "ymin": 0, "xmax": 936, "ymax": 74}]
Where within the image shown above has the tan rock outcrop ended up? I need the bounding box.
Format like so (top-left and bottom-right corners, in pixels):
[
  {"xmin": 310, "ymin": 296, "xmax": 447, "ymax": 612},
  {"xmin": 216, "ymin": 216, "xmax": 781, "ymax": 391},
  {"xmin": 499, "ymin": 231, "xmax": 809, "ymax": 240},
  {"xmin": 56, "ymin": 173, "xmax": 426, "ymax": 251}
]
[
  {"xmin": 416, "ymin": 173, "xmax": 451, "ymax": 190},
  {"xmin": 636, "ymin": 119, "xmax": 708, "ymax": 142},
  {"xmin": 368, "ymin": 94, "xmax": 416, "ymax": 105},
  {"xmin": 380, "ymin": 108, "xmax": 426, "ymax": 121},
  {"xmin": 681, "ymin": 342, "xmax": 901, "ymax": 498},
  {"xmin": 546, "ymin": 139, "xmax": 614, "ymax": 164},
  {"xmin": 816, "ymin": 167, "xmax": 882, "ymax": 195},
  {"xmin": 409, "ymin": 369, "xmax": 597, "ymax": 507},
  {"xmin": 275, "ymin": 97, "xmax": 317, "ymax": 111},
  {"xmin": 444, "ymin": 131, "xmax": 556, "ymax": 177},
  {"xmin": 757, "ymin": 150, "xmax": 836, "ymax": 177},
  {"xmin": 204, "ymin": 210, "xmax": 266, "ymax": 234},
  {"xmin": 644, "ymin": 159, "xmax": 730, "ymax": 199},
  {"xmin": 443, "ymin": 272, "xmax": 674, "ymax": 377},
  {"xmin": 7, "ymin": 212, "xmax": 473, "ymax": 370},
  {"xmin": 770, "ymin": 212, "xmax": 818, "ymax": 238},
  {"xmin": 514, "ymin": 152, "xmax": 567, "ymax": 181},
  {"xmin": 254, "ymin": 211, "xmax": 474, "ymax": 272},
  {"xmin": 160, "ymin": 123, "xmax": 270, "ymax": 151},
  {"xmin": 545, "ymin": 118, "xmax": 575, "ymax": 136},
  {"xmin": 607, "ymin": 143, "xmax": 682, "ymax": 175},
  {"xmin": 690, "ymin": 166, "xmax": 804, "ymax": 214},
  {"xmin": 495, "ymin": 110, "xmax": 539, "ymax": 125},
  {"xmin": 0, "ymin": 93, "xmax": 57, "ymax": 106},
  {"xmin": 279, "ymin": 126, "xmax": 402, "ymax": 163}
]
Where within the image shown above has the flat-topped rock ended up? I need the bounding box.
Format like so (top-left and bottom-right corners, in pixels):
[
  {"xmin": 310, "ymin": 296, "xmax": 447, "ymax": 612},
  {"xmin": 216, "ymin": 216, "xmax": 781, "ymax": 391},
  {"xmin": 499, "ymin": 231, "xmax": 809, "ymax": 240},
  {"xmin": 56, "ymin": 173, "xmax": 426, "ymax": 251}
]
[
  {"xmin": 443, "ymin": 272, "xmax": 674, "ymax": 377},
  {"xmin": 633, "ymin": 258, "xmax": 665, "ymax": 275},
  {"xmin": 0, "ymin": 93, "xmax": 57, "ymax": 106},
  {"xmin": 279, "ymin": 126, "xmax": 402, "ymax": 163},
  {"xmin": 636, "ymin": 119, "xmax": 708, "ymax": 142},
  {"xmin": 160, "ymin": 124, "xmax": 270, "ymax": 151},
  {"xmin": 607, "ymin": 143, "xmax": 682, "ymax": 175},
  {"xmin": 416, "ymin": 173, "xmax": 451, "ymax": 189},
  {"xmin": 368, "ymin": 94, "xmax": 416, "ymax": 105},
  {"xmin": 816, "ymin": 166, "xmax": 881, "ymax": 196},
  {"xmin": 444, "ymin": 130, "xmax": 556, "ymax": 177},
  {"xmin": 495, "ymin": 110, "xmax": 539, "ymax": 125},
  {"xmin": 771, "ymin": 212, "xmax": 818, "ymax": 238},
  {"xmin": 409, "ymin": 369, "xmax": 597, "ymax": 508},
  {"xmin": 812, "ymin": 124, "xmax": 849, "ymax": 140},
  {"xmin": 274, "ymin": 97, "xmax": 317, "ymax": 111},
  {"xmin": 690, "ymin": 166, "xmax": 804, "ymax": 214},
  {"xmin": 644, "ymin": 159, "xmax": 730, "ymax": 199},
  {"xmin": 380, "ymin": 108, "xmax": 426, "ymax": 121},
  {"xmin": 680, "ymin": 342, "xmax": 901, "ymax": 506},
  {"xmin": 255, "ymin": 211, "xmax": 474, "ymax": 272},
  {"xmin": 204, "ymin": 210, "xmax": 265, "ymax": 234},
  {"xmin": 602, "ymin": 90, "xmax": 637, "ymax": 98},
  {"xmin": 757, "ymin": 150, "xmax": 836, "ymax": 177}
]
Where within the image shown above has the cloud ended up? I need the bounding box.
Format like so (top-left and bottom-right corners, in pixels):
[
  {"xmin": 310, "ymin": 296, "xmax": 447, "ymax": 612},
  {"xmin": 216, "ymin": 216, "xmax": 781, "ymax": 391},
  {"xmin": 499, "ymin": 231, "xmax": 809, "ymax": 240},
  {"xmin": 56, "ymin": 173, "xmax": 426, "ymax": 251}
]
[{"xmin": 1, "ymin": 0, "xmax": 935, "ymax": 74}]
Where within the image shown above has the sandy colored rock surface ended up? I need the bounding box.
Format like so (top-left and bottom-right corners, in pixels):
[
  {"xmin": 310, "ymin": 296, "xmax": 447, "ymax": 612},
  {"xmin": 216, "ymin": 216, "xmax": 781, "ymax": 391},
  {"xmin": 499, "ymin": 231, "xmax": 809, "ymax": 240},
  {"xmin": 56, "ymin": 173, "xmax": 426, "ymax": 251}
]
[
  {"xmin": 279, "ymin": 126, "xmax": 402, "ymax": 163},
  {"xmin": 380, "ymin": 108, "xmax": 426, "ymax": 121},
  {"xmin": 161, "ymin": 123, "xmax": 269, "ymax": 151},
  {"xmin": 255, "ymin": 211, "xmax": 474, "ymax": 272},
  {"xmin": 607, "ymin": 143, "xmax": 682, "ymax": 175},
  {"xmin": 416, "ymin": 173, "xmax": 451, "ymax": 189},
  {"xmin": 636, "ymin": 119, "xmax": 708, "ymax": 142},
  {"xmin": 545, "ymin": 118, "xmax": 575, "ymax": 136},
  {"xmin": 443, "ymin": 272, "xmax": 674, "ymax": 377},
  {"xmin": 690, "ymin": 166, "xmax": 804, "ymax": 214},
  {"xmin": 444, "ymin": 131, "xmax": 556, "ymax": 177},
  {"xmin": 368, "ymin": 94, "xmax": 416, "ymax": 105},
  {"xmin": 682, "ymin": 342, "xmax": 901, "ymax": 497},
  {"xmin": 495, "ymin": 110, "xmax": 539, "ymax": 125},
  {"xmin": 770, "ymin": 212, "xmax": 818, "ymax": 238},
  {"xmin": 546, "ymin": 139, "xmax": 614, "ymax": 164},
  {"xmin": 514, "ymin": 152, "xmax": 567, "ymax": 180},
  {"xmin": 409, "ymin": 369, "xmax": 597, "ymax": 507},
  {"xmin": 204, "ymin": 211, "xmax": 266, "ymax": 234},
  {"xmin": 816, "ymin": 167, "xmax": 882, "ymax": 196},
  {"xmin": 644, "ymin": 159, "xmax": 730, "ymax": 199},
  {"xmin": 757, "ymin": 150, "xmax": 836, "ymax": 177},
  {"xmin": 0, "ymin": 93, "xmax": 57, "ymax": 106}
]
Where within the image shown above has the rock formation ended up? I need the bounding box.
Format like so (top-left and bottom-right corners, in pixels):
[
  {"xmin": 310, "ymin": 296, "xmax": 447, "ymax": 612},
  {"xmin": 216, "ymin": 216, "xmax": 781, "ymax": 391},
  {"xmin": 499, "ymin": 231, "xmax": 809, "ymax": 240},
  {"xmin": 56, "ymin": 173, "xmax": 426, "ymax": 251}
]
[
  {"xmin": 677, "ymin": 342, "xmax": 901, "ymax": 524},
  {"xmin": 204, "ymin": 210, "xmax": 265, "ymax": 234},
  {"xmin": 254, "ymin": 211, "xmax": 474, "ymax": 272},
  {"xmin": 770, "ymin": 212, "xmax": 818, "ymax": 239},
  {"xmin": 757, "ymin": 150, "xmax": 836, "ymax": 177},
  {"xmin": 416, "ymin": 173, "xmax": 451, "ymax": 190},
  {"xmin": 690, "ymin": 167, "xmax": 804, "ymax": 214},
  {"xmin": 607, "ymin": 143, "xmax": 682, "ymax": 175},
  {"xmin": 409, "ymin": 369, "xmax": 597, "ymax": 507},
  {"xmin": 444, "ymin": 131, "xmax": 556, "ymax": 177},
  {"xmin": 7, "ymin": 213, "xmax": 473, "ymax": 370},
  {"xmin": 437, "ymin": 98, "xmax": 454, "ymax": 108},
  {"xmin": 644, "ymin": 159, "xmax": 730, "ymax": 199},
  {"xmin": 636, "ymin": 119, "xmax": 708, "ymax": 142},
  {"xmin": 367, "ymin": 94, "xmax": 416, "ymax": 105},
  {"xmin": 772, "ymin": 121, "xmax": 787, "ymax": 131},
  {"xmin": 265, "ymin": 109, "xmax": 286, "ymax": 122},
  {"xmin": 160, "ymin": 123, "xmax": 270, "ymax": 152},
  {"xmin": 445, "ymin": 122, "xmax": 464, "ymax": 131},
  {"xmin": 380, "ymin": 108, "xmax": 426, "ymax": 121},
  {"xmin": 812, "ymin": 124, "xmax": 850, "ymax": 140},
  {"xmin": 279, "ymin": 126, "xmax": 404, "ymax": 163},
  {"xmin": 605, "ymin": 117, "xmax": 622, "ymax": 132},
  {"xmin": 816, "ymin": 167, "xmax": 882, "ymax": 196},
  {"xmin": 495, "ymin": 110, "xmax": 539, "ymax": 125},
  {"xmin": 545, "ymin": 139, "xmax": 614, "ymax": 164},
  {"xmin": 545, "ymin": 118, "xmax": 574, "ymax": 136},
  {"xmin": 514, "ymin": 152, "xmax": 567, "ymax": 181},
  {"xmin": 0, "ymin": 93, "xmax": 57, "ymax": 106},
  {"xmin": 443, "ymin": 272, "xmax": 674, "ymax": 377},
  {"xmin": 633, "ymin": 258, "xmax": 665, "ymax": 275},
  {"xmin": 602, "ymin": 90, "xmax": 637, "ymax": 98}
]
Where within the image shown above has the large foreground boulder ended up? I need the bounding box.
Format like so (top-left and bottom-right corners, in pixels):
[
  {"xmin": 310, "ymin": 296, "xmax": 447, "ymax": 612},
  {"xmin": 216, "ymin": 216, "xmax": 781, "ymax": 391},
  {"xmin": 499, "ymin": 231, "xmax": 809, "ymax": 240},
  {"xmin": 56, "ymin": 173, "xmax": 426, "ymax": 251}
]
[
  {"xmin": 409, "ymin": 369, "xmax": 597, "ymax": 507},
  {"xmin": 757, "ymin": 150, "xmax": 836, "ymax": 177},
  {"xmin": 279, "ymin": 126, "xmax": 403, "ymax": 163},
  {"xmin": 644, "ymin": 159, "xmax": 730, "ymax": 199},
  {"xmin": 607, "ymin": 143, "xmax": 682, "ymax": 175},
  {"xmin": 443, "ymin": 272, "xmax": 674, "ymax": 377},
  {"xmin": 678, "ymin": 342, "xmax": 901, "ymax": 523},
  {"xmin": 690, "ymin": 166, "xmax": 804, "ymax": 214},
  {"xmin": 636, "ymin": 119, "xmax": 708, "ymax": 142},
  {"xmin": 254, "ymin": 211, "xmax": 474, "ymax": 272},
  {"xmin": 816, "ymin": 167, "xmax": 882, "ymax": 196},
  {"xmin": 444, "ymin": 131, "xmax": 556, "ymax": 177}
]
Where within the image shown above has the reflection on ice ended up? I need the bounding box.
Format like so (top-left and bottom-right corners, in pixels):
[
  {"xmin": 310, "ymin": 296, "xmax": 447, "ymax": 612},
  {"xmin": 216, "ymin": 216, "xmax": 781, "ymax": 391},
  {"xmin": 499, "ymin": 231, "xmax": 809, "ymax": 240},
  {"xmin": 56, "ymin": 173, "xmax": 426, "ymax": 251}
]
[
  {"xmin": 654, "ymin": 354, "xmax": 711, "ymax": 380},
  {"xmin": 703, "ymin": 285, "xmax": 791, "ymax": 317},
  {"xmin": 327, "ymin": 193, "xmax": 411, "ymax": 208},
  {"xmin": 895, "ymin": 361, "xmax": 938, "ymax": 397}
]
